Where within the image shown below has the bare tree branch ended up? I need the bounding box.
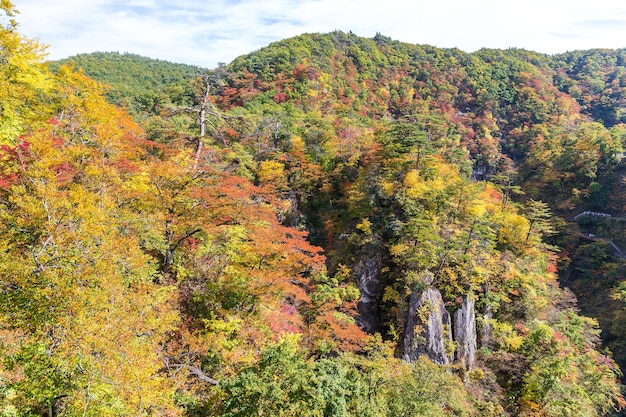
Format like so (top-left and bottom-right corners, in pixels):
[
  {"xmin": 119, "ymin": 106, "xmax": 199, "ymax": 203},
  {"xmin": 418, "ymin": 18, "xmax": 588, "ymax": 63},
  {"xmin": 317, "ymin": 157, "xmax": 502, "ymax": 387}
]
[{"xmin": 160, "ymin": 361, "xmax": 219, "ymax": 385}]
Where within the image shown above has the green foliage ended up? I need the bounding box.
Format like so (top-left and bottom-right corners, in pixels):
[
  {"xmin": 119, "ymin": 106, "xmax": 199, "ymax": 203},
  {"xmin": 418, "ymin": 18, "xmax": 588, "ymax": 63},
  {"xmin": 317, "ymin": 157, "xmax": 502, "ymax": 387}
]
[
  {"xmin": 552, "ymin": 49, "xmax": 626, "ymax": 127},
  {"xmin": 49, "ymin": 52, "xmax": 204, "ymax": 118},
  {"xmin": 213, "ymin": 337, "xmax": 477, "ymax": 417},
  {"xmin": 518, "ymin": 316, "xmax": 623, "ymax": 417}
]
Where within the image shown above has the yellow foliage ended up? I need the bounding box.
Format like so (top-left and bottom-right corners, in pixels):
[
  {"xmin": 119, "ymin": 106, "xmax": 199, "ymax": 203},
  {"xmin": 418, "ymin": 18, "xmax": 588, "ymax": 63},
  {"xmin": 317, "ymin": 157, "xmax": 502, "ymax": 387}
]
[
  {"xmin": 257, "ymin": 160, "xmax": 285, "ymax": 183},
  {"xmin": 404, "ymin": 169, "xmax": 421, "ymax": 189},
  {"xmin": 0, "ymin": 60, "xmax": 183, "ymax": 414},
  {"xmin": 389, "ymin": 242, "xmax": 408, "ymax": 258},
  {"xmin": 492, "ymin": 321, "xmax": 524, "ymax": 351},
  {"xmin": 403, "ymin": 160, "xmax": 462, "ymax": 202},
  {"xmin": 403, "ymin": 170, "xmax": 429, "ymax": 199},
  {"xmin": 290, "ymin": 135, "xmax": 306, "ymax": 152},
  {"xmin": 0, "ymin": 11, "xmax": 52, "ymax": 143},
  {"xmin": 466, "ymin": 198, "xmax": 487, "ymax": 217},
  {"xmin": 495, "ymin": 211, "xmax": 530, "ymax": 250},
  {"xmin": 380, "ymin": 179, "xmax": 395, "ymax": 197},
  {"xmin": 121, "ymin": 170, "xmax": 152, "ymax": 194},
  {"xmin": 356, "ymin": 218, "xmax": 372, "ymax": 235},
  {"xmin": 382, "ymin": 286, "xmax": 401, "ymax": 304}
]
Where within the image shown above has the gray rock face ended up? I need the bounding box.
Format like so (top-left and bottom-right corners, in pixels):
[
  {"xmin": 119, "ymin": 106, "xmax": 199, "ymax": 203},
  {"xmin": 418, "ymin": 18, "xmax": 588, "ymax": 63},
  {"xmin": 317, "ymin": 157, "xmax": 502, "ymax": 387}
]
[
  {"xmin": 354, "ymin": 252, "xmax": 382, "ymax": 333},
  {"xmin": 403, "ymin": 287, "xmax": 453, "ymax": 365},
  {"xmin": 454, "ymin": 295, "xmax": 477, "ymax": 370}
]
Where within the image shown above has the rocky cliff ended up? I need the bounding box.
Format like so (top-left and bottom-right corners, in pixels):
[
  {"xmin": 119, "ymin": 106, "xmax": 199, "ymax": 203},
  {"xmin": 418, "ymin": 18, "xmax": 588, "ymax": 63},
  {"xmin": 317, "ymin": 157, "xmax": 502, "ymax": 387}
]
[
  {"xmin": 403, "ymin": 287, "xmax": 453, "ymax": 364},
  {"xmin": 403, "ymin": 288, "xmax": 477, "ymax": 369},
  {"xmin": 454, "ymin": 294, "xmax": 477, "ymax": 370}
]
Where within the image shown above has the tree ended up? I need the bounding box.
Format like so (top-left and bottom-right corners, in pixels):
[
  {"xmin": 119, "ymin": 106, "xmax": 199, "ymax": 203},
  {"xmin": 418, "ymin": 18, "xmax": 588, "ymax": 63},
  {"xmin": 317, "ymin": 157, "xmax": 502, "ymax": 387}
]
[
  {"xmin": 524, "ymin": 199, "xmax": 555, "ymax": 245},
  {"xmin": 0, "ymin": 0, "xmax": 52, "ymax": 143},
  {"xmin": 0, "ymin": 68, "xmax": 180, "ymax": 415}
]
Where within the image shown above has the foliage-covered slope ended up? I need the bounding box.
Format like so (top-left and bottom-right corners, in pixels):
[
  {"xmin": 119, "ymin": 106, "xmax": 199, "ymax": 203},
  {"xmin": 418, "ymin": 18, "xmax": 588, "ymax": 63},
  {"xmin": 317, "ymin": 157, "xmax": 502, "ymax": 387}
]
[
  {"xmin": 197, "ymin": 30, "xmax": 626, "ymax": 415},
  {"xmin": 2, "ymin": 3, "xmax": 626, "ymax": 416},
  {"xmin": 49, "ymin": 51, "xmax": 205, "ymax": 117},
  {"xmin": 552, "ymin": 49, "xmax": 626, "ymax": 127}
]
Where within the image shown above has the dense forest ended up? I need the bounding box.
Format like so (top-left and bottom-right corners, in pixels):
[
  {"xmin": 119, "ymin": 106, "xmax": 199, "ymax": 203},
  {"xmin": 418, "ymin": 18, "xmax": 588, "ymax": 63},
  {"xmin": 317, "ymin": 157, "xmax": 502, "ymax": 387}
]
[{"xmin": 2, "ymin": 1, "xmax": 626, "ymax": 415}]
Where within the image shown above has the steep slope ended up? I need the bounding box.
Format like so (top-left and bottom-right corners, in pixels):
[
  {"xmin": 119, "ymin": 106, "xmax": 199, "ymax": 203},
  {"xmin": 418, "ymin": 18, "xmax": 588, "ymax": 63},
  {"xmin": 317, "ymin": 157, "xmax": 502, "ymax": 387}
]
[
  {"xmin": 551, "ymin": 49, "xmax": 626, "ymax": 127},
  {"xmin": 201, "ymin": 31, "xmax": 626, "ymax": 415},
  {"xmin": 217, "ymin": 32, "xmax": 624, "ymax": 210}
]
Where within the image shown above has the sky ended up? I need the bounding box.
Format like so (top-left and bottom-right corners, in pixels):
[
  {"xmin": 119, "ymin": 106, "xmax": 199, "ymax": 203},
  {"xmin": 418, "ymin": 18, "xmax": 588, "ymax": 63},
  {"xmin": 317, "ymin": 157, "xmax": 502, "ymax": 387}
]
[{"xmin": 14, "ymin": 0, "xmax": 626, "ymax": 69}]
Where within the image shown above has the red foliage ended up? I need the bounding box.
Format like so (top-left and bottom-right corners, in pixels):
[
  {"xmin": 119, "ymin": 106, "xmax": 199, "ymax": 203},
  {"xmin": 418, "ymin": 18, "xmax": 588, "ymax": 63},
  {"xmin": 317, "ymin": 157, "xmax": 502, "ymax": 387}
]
[
  {"xmin": 310, "ymin": 307, "xmax": 367, "ymax": 352},
  {"xmin": 0, "ymin": 173, "xmax": 17, "ymax": 190},
  {"xmin": 110, "ymin": 157, "xmax": 141, "ymax": 174},
  {"xmin": 488, "ymin": 187, "xmax": 503, "ymax": 201},
  {"xmin": 266, "ymin": 303, "xmax": 304, "ymax": 339},
  {"xmin": 215, "ymin": 70, "xmax": 263, "ymax": 109},
  {"xmin": 49, "ymin": 136, "xmax": 64, "ymax": 148},
  {"xmin": 273, "ymin": 92, "xmax": 287, "ymax": 103},
  {"xmin": 53, "ymin": 161, "xmax": 78, "ymax": 186},
  {"xmin": 0, "ymin": 141, "xmax": 31, "ymax": 190}
]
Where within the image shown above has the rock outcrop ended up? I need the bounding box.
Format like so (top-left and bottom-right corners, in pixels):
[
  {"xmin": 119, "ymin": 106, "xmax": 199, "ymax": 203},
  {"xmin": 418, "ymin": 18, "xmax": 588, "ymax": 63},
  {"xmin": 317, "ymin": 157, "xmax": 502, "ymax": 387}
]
[
  {"xmin": 454, "ymin": 294, "xmax": 477, "ymax": 370},
  {"xmin": 354, "ymin": 251, "xmax": 382, "ymax": 333},
  {"xmin": 403, "ymin": 287, "xmax": 453, "ymax": 365}
]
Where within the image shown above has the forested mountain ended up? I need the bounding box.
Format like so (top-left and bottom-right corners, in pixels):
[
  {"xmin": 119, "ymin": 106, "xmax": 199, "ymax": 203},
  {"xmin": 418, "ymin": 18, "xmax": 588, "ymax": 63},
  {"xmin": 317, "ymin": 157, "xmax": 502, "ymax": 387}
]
[
  {"xmin": 3, "ymin": 1, "xmax": 626, "ymax": 414},
  {"xmin": 48, "ymin": 52, "xmax": 204, "ymax": 117}
]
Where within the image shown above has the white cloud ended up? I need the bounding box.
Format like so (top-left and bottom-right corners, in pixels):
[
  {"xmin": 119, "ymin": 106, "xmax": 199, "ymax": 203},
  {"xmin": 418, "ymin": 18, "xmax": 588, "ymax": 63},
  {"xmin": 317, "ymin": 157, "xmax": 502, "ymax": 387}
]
[{"xmin": 15, "ymin": 0, "xmax": 626, "ymax": 68}]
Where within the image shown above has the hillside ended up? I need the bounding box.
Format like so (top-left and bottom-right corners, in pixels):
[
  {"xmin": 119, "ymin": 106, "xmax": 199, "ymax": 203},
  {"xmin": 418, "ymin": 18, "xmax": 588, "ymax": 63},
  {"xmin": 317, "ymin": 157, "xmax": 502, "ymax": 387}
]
[
  {"xmin": 48, "ymin": 52, "xmax": 205, "ymax": 116},
  {"xmin": 3, "ymin": 7, "xmax": 626, "ymax": 415},
  {"xmin": 208, "ymin": 29, "xmax": 626, "ymax": 384},
  {"xmin": 218, "ymin": 30, "xmax": 626, "ymax": 381}
]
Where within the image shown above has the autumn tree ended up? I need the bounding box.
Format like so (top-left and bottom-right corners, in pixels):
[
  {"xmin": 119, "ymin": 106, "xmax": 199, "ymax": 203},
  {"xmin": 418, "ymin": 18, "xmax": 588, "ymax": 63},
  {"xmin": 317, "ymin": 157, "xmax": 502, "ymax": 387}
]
[
  {"xmin": 0, "ymin": 66, "xmax": 180, "ymax": 415},
  {"xmin": 0, "ymin": 0, "xmax": 52, "ymax": 143}
]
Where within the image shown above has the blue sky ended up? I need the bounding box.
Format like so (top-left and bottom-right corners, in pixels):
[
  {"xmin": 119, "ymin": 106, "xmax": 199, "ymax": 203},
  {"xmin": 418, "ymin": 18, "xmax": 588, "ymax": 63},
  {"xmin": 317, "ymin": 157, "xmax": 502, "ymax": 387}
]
[{"xmin": 15, "ymin": 0, "xmax": 626, "ymax": 68}]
